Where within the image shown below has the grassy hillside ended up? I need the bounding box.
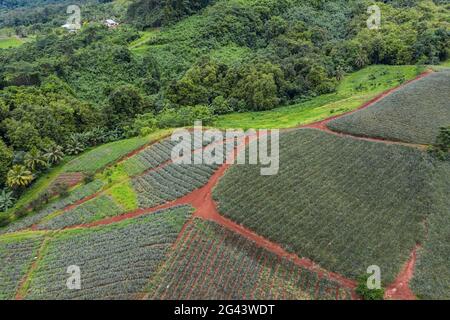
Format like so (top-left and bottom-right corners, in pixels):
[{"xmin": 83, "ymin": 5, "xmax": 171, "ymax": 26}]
[
  {"xmin": 215, "ymin": 65, "xmax": 424, "ymax": 129},
  {"xmin": 0, "ymin": 37, "xmax": 25, "ymax": 49}
]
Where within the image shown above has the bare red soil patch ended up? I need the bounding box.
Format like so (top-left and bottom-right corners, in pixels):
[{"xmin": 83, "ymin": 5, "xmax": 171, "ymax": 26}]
[{"xmin": 48, "ymin": 173, "xmax": 85, "ymax": 194}]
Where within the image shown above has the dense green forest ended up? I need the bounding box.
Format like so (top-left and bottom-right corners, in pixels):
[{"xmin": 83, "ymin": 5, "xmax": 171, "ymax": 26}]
[
  {"xmin": 0, "ymin": 0, "xmax": 448, "ymax": 216},
  {"xmin": 0, "ymin": 0, "xmax": 122, "ymax": 32}
]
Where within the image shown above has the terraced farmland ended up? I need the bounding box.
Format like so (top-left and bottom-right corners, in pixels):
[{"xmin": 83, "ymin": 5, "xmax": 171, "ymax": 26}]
[
  {"xmin": 0, "ymin": 234, "xmax": 44, "ymax": 299},
  {"xmin": 36, "ymin": 195, "xmax": 125, "ymax": 230},
  {"xmin": 411, "ymin": 162, "xmax": 450, "ymax": 300},
  {"xmin": 214, "ymin": 129, "xmax": 434, "ymax": 283},
  {"xmin": 327, "ymin": 71, "xmax": 450, "ymax": 144},
  {"xmin": 148, "ymin": 219, "xmax": 353, "ymax": 300},
  {"xmin": 0, "ymin": 180, "xmax": 105, "ymax": 235},
  {"xmin": 132, "ymin": 163, "xmax": 219, "ymax": 208},
  {"xmin": 25, "ymin": 206, "xmax": 192, "ymax": 300}
]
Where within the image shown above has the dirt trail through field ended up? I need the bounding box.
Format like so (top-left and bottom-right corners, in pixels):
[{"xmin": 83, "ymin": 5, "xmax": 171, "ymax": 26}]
[{"xmin": 15, "ymin": 236, "xmax": 51, "ymax": 300}]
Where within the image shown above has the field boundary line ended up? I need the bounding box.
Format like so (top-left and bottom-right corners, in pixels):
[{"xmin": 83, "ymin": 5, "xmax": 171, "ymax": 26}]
[{"xmin": 15, "ymin": 235, "xmax": 52, "ymax": 300}]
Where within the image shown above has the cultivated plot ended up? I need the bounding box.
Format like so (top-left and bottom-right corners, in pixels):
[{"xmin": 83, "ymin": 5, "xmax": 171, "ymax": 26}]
[
  {"xmin": 411, "ymin": 162, "xmax": 450, "ymax": 300},
  {"xmin": 132, "ymin": 163, "xmax": 219, "ymax": 208},
  {"xmin": 36, "ymin": 195, "xmax": 125, "ymax": 230},
  {"xmin": 214, "ymin": 129, "xmax": 434, "ymax": 283},
  {"xmin": 0, "ymin": 180, "xmax": 105, "ymax": 235},
  {"xmin": 148, "ymin": 219, "xmax": 353, "ymax": 300},
  {"xmin": 25, "ymin": 206, "xmax": 192, "ymax": 300},
  {"xmin": 327, "ymin": 71, "xmax": 450, "ymax": 145}
]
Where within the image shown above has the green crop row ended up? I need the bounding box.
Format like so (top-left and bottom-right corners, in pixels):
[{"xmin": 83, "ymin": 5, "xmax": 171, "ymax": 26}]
[
  {"xmin": 411, "ymin": 162, "xmax": 450, "ymax": 299},
  {"xmin": 24, "ymin": 206, "xmax": 192, "ymax": 300},
  {"xmin": 132, "ymin": 163, "xmax": 218, "ymax": 208},
  {"xmin": 0, "ymin": 180, "xmax": 105, "ymax": 235},
  {"xmin": 36, "ymin": 195, "xmax": 125, "ymax": 230},
  {"xmin": 0, "ymin": 234, "xmax": 43, "ymax": 299},
  {"xmin": 148, "ymin": 219, "xmax": 353, "ymax": 300}
]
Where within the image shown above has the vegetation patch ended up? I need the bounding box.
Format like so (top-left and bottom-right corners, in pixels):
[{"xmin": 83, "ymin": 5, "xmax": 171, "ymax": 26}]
[
  {"xmin": 0, "ymin": 37, "xmax": 24, "ymax": 49},
  {"xmin": 148, "ymin": 219, "xmax": 352, "ymax": 300},
  {"xmin": 214, "ymin": 129, "xmax": 433, "ymax": 283},
  {"xmin": 108, "ymin": 181, "xmax": 138, "ymax": 212},
  {"xmin": 63, "ymin": 130, "xmax": 172, "ymax": 173},
  {"xmin": 214, "ymin": 65, "xmax": 423, "ymax": 129},
  {"xmin": 0, "ymin": 180, "xmax": 104, "ymax": 235},
  {"xmin": 36, "ymin": 195, "xmax": 124, "ymax": 230}
]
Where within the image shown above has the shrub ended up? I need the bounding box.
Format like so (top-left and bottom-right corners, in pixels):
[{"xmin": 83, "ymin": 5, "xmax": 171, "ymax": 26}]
[
  {"xmin": 54, "ymin": 183, "xmax": 70, "ymax": 198},
  {"xmin": 14, "ymin": 207, "xmax": 29, "ymax": 219},
  {"xmin": 84, "ymin": 172, "xmax": 95, "ymax": 184},
  {"xmin": 125, "ymin": 113, "xmax": 158, "ymax": 137},
  {"xmin": 29, "ymin": 197, "xmax": 45, "ymax": 212},
  {"xmin": 0, "ymin": 214, "xmax": 10, "ymax": 227},
  {"xmin": 355, "ymin": 275, "xmax": 385, "ymax": 300}
]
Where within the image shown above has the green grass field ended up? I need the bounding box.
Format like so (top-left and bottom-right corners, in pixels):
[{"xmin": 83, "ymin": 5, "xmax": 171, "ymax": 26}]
[{"xmin": 214, "ymin": 65, "xmax": 425, "ymax": 129}]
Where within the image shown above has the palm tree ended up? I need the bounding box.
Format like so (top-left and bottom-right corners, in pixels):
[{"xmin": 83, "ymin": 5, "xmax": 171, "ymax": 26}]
[
  {"xmin": 335, "ymin": 66, "xmax": 346, "ymax": 81},
  {"xmin": 65, "ymin": 136, "xmax": 85, "ymax": 156},
  {"xmin": 0, "ymin": 189, "xmax": 15, "ymax": 211},
  {"xmin": 44, "ymin": 145, "xmax": 65, "ymax": 165},
  {"xmin": 355, "ymin": 52, "xmax": 369, "ymax": 69},
  {"xmin": 24, "ymin": 147, "xmax": 48, "ymax": 171},
  {"xmin": 6, "ymin": 165, "xmax": 34, "ymax": 189}
]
